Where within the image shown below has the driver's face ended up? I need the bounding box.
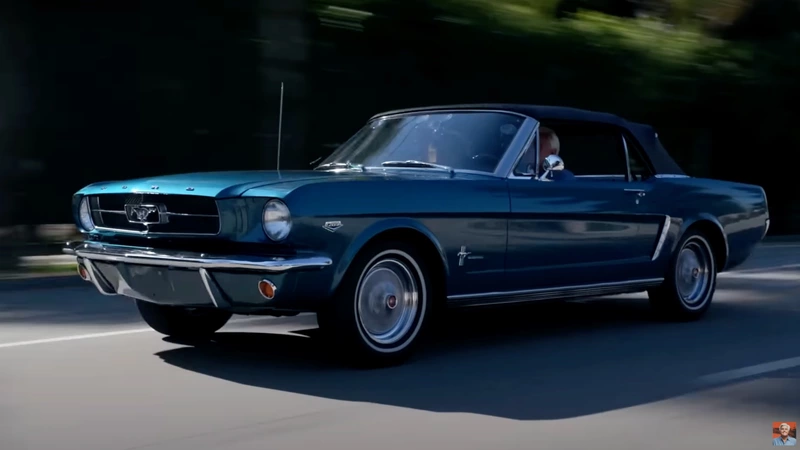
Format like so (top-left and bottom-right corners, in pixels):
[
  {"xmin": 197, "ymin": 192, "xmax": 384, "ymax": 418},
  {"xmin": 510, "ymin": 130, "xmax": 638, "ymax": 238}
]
[
  {"xmin": 539, "ymin": 138, "xmax": 557, "ymax": 166},
  {"xmin": 780, "ymin": 425, "xmax": 790, "ymax": 437}
]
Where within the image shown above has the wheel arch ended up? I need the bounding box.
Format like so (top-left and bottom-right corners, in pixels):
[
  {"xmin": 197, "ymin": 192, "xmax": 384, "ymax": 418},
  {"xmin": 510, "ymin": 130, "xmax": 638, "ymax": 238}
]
[
  {"xmin": 677, "ymin": 215, "xmax": 729, "ymax": 272},
  {"xmin": 328, "ymin": 219, "xmax": 450, "ymax": 297}
]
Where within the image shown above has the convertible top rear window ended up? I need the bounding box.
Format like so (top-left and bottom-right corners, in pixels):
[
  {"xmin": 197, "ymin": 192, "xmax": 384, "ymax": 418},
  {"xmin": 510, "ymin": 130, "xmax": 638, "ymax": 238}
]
[{"xmin": 319, "ymin": 111, "xmax": 525, "ymax": 173}]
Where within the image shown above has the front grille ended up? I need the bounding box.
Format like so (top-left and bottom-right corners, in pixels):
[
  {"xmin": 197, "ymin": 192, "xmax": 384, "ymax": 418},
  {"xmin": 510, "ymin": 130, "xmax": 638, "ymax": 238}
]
[
  {"xmin": 93, "ymin": 234, "xmax": 297, "ymax": 257},
  {"xmin": 89, "ymin": 193, "xmax": 221, "ymax": 235}
]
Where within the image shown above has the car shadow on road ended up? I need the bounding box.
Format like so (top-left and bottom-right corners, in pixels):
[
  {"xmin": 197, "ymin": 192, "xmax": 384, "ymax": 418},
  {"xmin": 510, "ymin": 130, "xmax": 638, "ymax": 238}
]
[{"xmin": 154, "ymin": 275, "xmax": 800, "ymax": 421}]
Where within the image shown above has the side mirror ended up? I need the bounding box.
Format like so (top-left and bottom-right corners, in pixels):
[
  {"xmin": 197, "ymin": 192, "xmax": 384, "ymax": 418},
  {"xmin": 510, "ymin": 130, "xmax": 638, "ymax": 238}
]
[{"xmin": 541, "ymin": 154, "xmax": 564, "ymax": 181}]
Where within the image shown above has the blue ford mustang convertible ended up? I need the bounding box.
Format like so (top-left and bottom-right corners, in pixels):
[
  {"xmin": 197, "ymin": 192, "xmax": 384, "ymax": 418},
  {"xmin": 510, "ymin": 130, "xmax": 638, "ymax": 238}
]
[{"xmin": 64, "ymin": 104, "xmax": 770, "ymax": 367}]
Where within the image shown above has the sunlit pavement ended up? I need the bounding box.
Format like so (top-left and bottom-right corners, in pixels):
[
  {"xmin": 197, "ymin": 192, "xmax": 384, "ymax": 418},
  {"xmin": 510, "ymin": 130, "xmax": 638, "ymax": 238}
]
[{"xmin": 0, "ymin": 243, "xmax": 798, "ymax": 450}]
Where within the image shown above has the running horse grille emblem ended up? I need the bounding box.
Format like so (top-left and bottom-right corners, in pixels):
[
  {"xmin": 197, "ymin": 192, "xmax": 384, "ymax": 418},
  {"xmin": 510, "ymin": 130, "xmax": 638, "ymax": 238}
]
[
  {"xmin": 133, "ymin": 206, "xmax": 155, "ymax": 221},
  {"xmin": 124, "ymin": 203, "xmax": 169, "ymax": 225}
]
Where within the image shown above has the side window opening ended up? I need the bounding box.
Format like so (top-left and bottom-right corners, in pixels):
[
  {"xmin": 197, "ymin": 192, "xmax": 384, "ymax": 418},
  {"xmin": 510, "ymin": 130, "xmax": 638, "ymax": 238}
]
[{"xmin": 542, "ymin": 121, "xmax": 628, "ymax": 180}]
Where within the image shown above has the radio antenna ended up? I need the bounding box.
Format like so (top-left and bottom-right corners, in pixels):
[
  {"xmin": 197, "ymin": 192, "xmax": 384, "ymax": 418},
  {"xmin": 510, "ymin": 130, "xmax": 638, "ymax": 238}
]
[{"xmin": 276, "ymin": 82, "xmax": 284, "ymax": 174}]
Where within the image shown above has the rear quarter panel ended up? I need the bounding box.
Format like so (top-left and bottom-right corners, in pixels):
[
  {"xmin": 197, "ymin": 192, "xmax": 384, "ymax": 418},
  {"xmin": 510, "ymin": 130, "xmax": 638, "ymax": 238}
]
[
  {"xmin": 656, "ymin": 177, "xmax": 768, "ymax": 272},
  {"xmin": 244, "ymin": 174, "xmax": 510, "ymax": 298}
]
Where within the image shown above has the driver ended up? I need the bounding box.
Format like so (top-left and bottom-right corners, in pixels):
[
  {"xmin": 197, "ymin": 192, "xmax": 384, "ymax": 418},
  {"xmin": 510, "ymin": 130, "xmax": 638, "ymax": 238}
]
[
  {"xmin": 538, "ymin": 127, "xmax": 560, "ymax": 168},
  {"xmin": 535, "ymin": 126, "xmax": 574, "ymax": 180}
]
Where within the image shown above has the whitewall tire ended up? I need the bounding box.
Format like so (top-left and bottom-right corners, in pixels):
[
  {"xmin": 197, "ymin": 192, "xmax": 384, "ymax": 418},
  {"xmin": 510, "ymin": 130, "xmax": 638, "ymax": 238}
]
[
  {"xmin": 317, "ymin": 240, "xmax": 433, "ymax": 368},
  {"xmin": 648, "ymin": 230, "xmax": 717, "ymax": 321}
]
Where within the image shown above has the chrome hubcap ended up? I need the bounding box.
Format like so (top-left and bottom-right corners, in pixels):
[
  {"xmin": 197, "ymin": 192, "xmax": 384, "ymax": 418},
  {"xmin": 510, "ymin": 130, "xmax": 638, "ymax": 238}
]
[
  {"xmin": 357, "ymin": 258, "xmax": 419, "ymax": 345},
  {"xmin": 676, "ymin": 241, "xmax": 711, "ymax": 306}
]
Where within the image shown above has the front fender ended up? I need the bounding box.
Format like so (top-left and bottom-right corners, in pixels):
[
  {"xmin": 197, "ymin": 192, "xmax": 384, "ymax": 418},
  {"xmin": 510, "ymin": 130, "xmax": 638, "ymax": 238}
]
[{"xmin": 328, "ymin": 218, "xmax": 450, "ymax": 296}]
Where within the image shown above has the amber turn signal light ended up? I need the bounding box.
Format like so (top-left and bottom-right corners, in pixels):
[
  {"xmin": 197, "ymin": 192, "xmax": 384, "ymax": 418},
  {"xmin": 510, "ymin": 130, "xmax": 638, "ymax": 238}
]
[
  {"xmin": 258, "ymin": 279, "xmax": 276, "ymax": 300},
  {"xmin": 77, "ymin": 264, "xmax": 90, "ymax": 281}
]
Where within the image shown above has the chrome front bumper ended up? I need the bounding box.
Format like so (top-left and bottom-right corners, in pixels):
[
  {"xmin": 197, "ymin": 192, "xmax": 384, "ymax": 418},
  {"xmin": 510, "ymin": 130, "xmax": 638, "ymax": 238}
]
[
  {"xmin": 62, "ymin": 241, "xmax": 333, "ymax": 310},
  {"xmin": 63, "ymin": 241, "xmax": 332, "ymax": 272}
]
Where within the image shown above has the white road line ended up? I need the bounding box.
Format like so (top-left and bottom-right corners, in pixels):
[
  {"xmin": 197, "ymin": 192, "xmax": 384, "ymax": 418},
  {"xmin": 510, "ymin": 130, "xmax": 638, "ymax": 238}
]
[
  {"xmin": 0, "ymin": 316, "xmax": 277, "ymax": 350},
  {"xmin": 721, "ymin": 263, "xmax": 800, "ymax": 276},
  {"xmin": 760, "ymin": 243, "xmax": 800, "ymax": 248},
  {"xmin": 720, "ymin": 272, "xmax": 800, "ymax": 281},
  {"xmin": 694, "ymin": 356, "xmax": 800, "ymax": 386}
]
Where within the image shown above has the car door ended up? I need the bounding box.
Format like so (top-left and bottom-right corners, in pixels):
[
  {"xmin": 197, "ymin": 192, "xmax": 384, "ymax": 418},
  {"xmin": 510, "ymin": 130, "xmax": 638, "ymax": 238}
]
[{"xmin": 504, "ymin": 122, "xmax": 665, "ymax": 293}]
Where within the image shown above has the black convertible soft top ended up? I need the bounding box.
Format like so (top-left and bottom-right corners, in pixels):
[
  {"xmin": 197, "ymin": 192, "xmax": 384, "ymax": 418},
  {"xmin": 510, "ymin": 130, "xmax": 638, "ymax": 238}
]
[{"xmin": 372, "ymin": 104, "xmax": 686, "ymax": 176}]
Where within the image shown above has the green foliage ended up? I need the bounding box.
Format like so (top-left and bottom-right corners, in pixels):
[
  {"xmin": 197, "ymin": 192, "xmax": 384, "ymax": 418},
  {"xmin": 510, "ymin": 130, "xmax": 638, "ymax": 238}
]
[{"xmin": 310, "ymin": 0, "xmax": 800, "ymax": 231}]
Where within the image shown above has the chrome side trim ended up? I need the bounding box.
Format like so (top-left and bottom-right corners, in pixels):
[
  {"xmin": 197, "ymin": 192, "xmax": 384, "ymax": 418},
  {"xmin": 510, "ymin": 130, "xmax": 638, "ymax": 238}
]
[
  {"xmin": 447, "ymin": 278, "xmax": 664, "ymax": 307},
  {"xmin": 199, "ymin": 268, "xmax": 231, "ymax": 308},
  {"xmin": 651, "ymin": 216, "xmax": 672, "ymax": 261},
  {"xmin": 64, "ymin": 241, "xmax": 332, "ymax": 273}
]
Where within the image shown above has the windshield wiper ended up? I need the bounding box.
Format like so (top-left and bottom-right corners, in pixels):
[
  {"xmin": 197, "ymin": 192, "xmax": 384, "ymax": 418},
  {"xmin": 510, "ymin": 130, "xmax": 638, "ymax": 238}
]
[
  {"xmin": 381, "ymin": 160, "xmax": 454, "ymax": 173},
  {"xmin": 314, "ymin": 161, "xmax": 364, "ymax": 171}
]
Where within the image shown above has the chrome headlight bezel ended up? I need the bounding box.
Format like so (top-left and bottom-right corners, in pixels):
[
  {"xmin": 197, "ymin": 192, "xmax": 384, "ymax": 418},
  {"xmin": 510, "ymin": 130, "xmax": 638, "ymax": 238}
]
[
  {"xmin": 262, "ymin": 199, "xmax": 292, "ymax": 242},
  {"xmin": 78, "ymin": 196, "xmax": 95, "ymax": 232}
]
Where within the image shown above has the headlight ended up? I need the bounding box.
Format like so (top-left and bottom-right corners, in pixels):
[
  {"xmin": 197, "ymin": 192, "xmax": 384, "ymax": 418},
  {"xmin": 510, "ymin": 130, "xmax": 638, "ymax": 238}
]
[
  {"xmin": 78, "ymin": 197, "xmax": 94, "ymax": 231},
  {"xmin": 262, "ymin": 199, "xmax": 292, "ymax": 241}
]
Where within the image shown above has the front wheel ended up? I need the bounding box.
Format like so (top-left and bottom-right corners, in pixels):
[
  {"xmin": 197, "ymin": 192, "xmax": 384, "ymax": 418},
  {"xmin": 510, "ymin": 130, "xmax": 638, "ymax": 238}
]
[
  {"xmin": 136, "ymin": 300, "xmax": 232, "ymax": 339},
  {"xmin": 648, "ymin": 230, "xmax": 717, "ymax": 321},
  {"xmin": 317, "ymin": 240, "xmax": 433, "ymax": 368}
]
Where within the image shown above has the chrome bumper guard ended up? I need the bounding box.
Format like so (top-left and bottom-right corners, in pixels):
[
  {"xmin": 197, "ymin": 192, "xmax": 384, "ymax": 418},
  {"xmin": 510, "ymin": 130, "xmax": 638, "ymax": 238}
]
[{"xmin": 63, "ymin": 241, "xmax": 332, "ymax": 272}]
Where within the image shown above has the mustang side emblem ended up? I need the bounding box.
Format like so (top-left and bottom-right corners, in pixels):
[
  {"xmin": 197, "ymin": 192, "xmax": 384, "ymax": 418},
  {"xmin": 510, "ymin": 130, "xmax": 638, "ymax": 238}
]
[
  {"xmin": 457, "ymin": 246, "xmax": 471, "ymax": 267},
  {"xmin": 457, "ymin": 245, "xmax": 484, "ymax": 267},
  {"xmin": 323, "ymin": 221, "xmax": 343, "ymax": 232},
  {"xmin": 124, "ymin": 203, "xmax": 168, "ymax": 225}
]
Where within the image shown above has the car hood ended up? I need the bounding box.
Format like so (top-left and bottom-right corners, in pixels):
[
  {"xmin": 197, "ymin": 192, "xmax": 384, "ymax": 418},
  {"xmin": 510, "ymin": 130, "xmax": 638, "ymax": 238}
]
[{"xmin": 75, "ymin": 169, "xmax": 477, "ymax": 198}]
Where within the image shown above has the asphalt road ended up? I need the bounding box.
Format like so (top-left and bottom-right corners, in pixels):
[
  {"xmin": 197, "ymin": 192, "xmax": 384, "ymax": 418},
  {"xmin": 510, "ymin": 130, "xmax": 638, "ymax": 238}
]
[{"xmin": 1, "ymin": 243, "xmax": 799, "ymax": 450}]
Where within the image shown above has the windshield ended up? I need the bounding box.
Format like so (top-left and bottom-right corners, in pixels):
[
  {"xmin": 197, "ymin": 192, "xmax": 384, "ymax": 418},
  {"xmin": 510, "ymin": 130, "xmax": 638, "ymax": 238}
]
[{"xmin": 317, "ymin": 111, "xmax": 526, "ymax": 173}]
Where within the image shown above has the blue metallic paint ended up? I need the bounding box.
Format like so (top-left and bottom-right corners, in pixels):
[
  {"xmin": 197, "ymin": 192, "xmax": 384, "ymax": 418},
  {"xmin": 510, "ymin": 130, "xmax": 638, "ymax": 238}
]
[
  {"xmin": 256, "ymin": 171, "xmax": 509, "ymax": 298},
  {"xmin": 75, "ymin": 170, "xmax": 373, "ymax": 199},
  {"xmin": 68, "ymin": 115, "xmax": 768, "ymax": 314},
  {"xmin": 70, "ymin": 166, "xmax": 767, "ymax": 313},
  {"xmin": 505, "ymin": 177, "xmax": 668, "ymax": 292}
]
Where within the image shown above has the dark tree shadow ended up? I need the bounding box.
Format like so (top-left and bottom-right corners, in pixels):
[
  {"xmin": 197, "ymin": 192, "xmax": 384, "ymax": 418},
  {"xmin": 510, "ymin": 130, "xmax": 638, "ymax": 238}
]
[{"xmin": 155, "ymin": 273, "xmax": 800, "ymax": 420}]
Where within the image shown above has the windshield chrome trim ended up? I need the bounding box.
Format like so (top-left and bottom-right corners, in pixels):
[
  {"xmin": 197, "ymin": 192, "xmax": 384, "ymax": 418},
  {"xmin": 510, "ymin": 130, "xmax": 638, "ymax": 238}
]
[
  {"xmin": 622, "ymin": 135, "xmax": 633, "ymax": 182},
  {"xmin": 491, "ymin": 117, "xmax": 538, "ymax": 178},
  {"xmin": 371, "ymin": 108, "xmax": 531, "ymax": 122},
  {"xmin": 318, "ymin": 109, "xmax": 537, "ymax": 178},
  {"xmin": 506, "ymin": 121, "xmax": 541, "ymax": 180}
]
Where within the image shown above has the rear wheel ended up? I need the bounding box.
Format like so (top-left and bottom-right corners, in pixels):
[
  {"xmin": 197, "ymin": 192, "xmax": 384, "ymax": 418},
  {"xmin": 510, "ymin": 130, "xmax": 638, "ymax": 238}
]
[
  {"xmin": 648, "ymin": 230, "xmax": 717, "ymax": 321},
  {"xmin": 316, "ymin": 240, "xmax": 433, "ymax": 368},
  {"xmin": 136, "ymin": 300, "xmax": 232, "ymax": 339}
]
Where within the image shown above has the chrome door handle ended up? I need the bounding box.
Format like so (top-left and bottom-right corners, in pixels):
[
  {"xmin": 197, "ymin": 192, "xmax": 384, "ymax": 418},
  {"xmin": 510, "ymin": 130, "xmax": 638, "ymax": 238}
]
[{"xmin": 624, "ymin": 189, "xmax": 646, "ymax": 197}]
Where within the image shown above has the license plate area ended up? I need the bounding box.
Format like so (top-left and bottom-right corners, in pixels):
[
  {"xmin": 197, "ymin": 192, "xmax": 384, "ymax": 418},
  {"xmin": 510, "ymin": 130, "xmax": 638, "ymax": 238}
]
[{"xmin": 93, "ymin": 261, "xmax": 213, "ymax": 306}]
